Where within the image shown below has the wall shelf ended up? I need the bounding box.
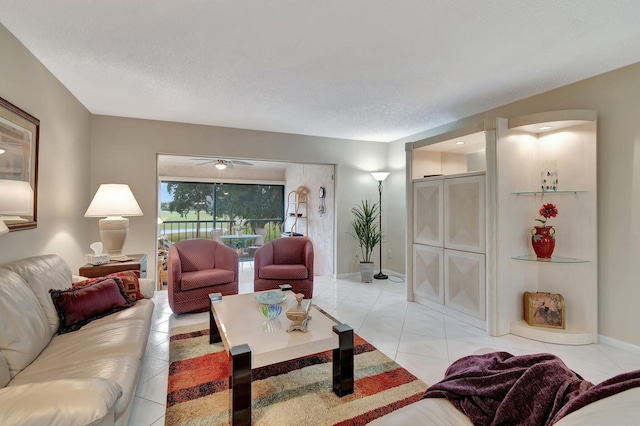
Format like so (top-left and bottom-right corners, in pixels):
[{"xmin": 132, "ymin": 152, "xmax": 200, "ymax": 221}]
[
  {"xmin": 505, "ymin": 110, "xmax": 598, "ymax": 344},
  {"xmin": 508, "ymin": 109, "xmax": 596, "ymax": 133},
  {"xmin": 513, "ymin": 190, "xmax": 588, "ymax": 195},
  {"xmin": 406, "ymin": 109, "xmax": 598, "ymax": 345},
  {"xmin": 512, "ymin": 255, "xmax": 588, "ymax": 263},
  {"xmin": 510, "ymin": 320, "xmax": 594, "ymax": 345}
]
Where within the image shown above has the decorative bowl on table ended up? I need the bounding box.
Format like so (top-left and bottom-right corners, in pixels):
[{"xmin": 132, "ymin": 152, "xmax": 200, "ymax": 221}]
[
  {"xmin": 255, "ymin": 290, "xmax": 287, "ymax": 305},
  {"xmin": 262, "ymin": 304, "xmax": 283, "ymax": 320}
]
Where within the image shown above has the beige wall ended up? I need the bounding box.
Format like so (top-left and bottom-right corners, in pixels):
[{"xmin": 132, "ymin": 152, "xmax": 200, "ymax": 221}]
[
  {"xmin": 88, "ymin": 116, "xmax": 390, "ymax": 278},
  {"xmin": 384, "ymin": 139, "xmax": 407, "ymax": 276},
  {"xmin": 394, "ymin": 62, "xmax": 640, "ymax": 346},
  {"xmin": 0, "ymin": 24, "xmax": 92, "ymax": 269}
]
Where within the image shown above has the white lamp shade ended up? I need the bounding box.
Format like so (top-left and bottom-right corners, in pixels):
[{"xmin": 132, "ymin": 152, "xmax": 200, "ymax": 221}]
[
  {"xmin": 85, "ymin": 184, "xmax": 143, "ymax": 256},
  {"xmin": 85, "ymin": 184, "xmax": 143, "ymax": 217},
  {"xmin": 0, "ymin": 180, "xmax": 33, "ymax": 215},
  {"xmin": 371, "ymin": 172, "xmax": 390, "ymax": 182}
]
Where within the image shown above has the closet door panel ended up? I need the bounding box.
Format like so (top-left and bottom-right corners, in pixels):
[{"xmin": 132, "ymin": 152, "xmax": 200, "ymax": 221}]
[
  {"xmin": 444, "ymin": 249, "xmax": 486, "ymax": 320},
  {"xmin": 413, "ymin": 244, "xmax": 444, "ymax": 304},
  {"xmin": 413, "ymin": 180, "xmax": 443, "ymax": 246},
  {"xmin": 444, "ymin": 175, "xmax": 485, "ymax": 253}
]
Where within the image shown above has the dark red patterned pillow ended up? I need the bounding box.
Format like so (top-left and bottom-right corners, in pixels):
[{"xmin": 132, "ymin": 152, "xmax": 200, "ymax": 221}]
[
  {"xmin": 75, "ymin": 270, "xmax": 144, "ymax": 301},
  {"xmin": 50, "ymin": 277, "xmax": 135, "ymax": 334}
]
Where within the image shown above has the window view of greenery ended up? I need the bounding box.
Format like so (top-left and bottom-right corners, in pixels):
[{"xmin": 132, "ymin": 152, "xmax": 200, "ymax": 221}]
[{"xmin": 159, "ymin": 181, "xmax": 284, "ymax": 243}]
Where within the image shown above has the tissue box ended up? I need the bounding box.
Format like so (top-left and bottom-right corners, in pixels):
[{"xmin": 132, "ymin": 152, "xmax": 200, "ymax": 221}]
[{"xmin": 85, "ymin": 254, "xmax": 110, "ymax": 265}]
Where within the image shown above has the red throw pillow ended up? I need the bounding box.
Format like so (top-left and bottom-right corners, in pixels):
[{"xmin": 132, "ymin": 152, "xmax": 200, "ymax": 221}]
[
  {"xmin": 75, "ymin": 270, "xmax": 144, "ymax": 301},
  {"xmin": 50, "ymin": 277, "xmax": 134, "ymax": 334}
]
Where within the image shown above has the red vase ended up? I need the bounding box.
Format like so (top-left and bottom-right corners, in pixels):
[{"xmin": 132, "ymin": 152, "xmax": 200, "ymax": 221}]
[{"xmin": 531, "ymin": 226, "xmax": 555, "ymax": 259}]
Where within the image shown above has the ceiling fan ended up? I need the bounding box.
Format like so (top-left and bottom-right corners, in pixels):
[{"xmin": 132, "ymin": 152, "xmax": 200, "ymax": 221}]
[{"xmin": 191, "ymin": 158, "xmax": 254, "ymax": 170}]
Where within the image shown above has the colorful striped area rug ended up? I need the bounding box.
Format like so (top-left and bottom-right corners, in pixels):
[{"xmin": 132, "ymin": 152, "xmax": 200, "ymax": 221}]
[{"xmin": 166, "ymin": 319, "xmax": 428, "ymax": 425}]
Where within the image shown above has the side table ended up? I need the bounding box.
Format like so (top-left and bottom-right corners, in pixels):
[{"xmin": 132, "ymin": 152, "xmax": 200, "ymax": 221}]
[{"xmin": 79, "ymin": 254, "xmax": 148, "ymax": 278}]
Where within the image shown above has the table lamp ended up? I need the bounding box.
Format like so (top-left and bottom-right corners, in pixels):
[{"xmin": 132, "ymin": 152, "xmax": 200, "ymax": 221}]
[
  {"xmin": 0, "ymin": 179, "xmax": 33, "ymax": 223},
  {"xmin": 84, "ymin": 184, "xmax": 143, "ymax": 256}
]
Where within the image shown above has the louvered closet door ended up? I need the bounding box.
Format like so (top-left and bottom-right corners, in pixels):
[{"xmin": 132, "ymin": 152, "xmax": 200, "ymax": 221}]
[
  {"xmin": 444, "ymin": 249, "xmax": 486, "ymax": 320},
  {"xmin": 413, "ymin": 244, "xmax": 444, "ymax": 304},
  {"xmin": 413, "ymin": 179, "xmax": 443, "ymax": 246},
  {"xmin": 444, "ymin": 174, "xmax": 485, "ymax": 253}
]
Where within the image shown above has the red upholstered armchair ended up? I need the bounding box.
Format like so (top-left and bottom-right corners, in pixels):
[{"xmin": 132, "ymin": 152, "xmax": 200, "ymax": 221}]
[
  {"xmin": 253, "ymin": 237, "xmax": 314, "ymax": 298},
  {"xmin": 168, "ymin": 239, "xmax": 239, "ymax": 314}
]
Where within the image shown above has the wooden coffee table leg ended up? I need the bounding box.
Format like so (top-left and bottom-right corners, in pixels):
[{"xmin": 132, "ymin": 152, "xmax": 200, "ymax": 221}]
[
  {"xmin": 230, "ymin": 344, "xmax": 252, "ymax": 426},
  {"xmin": 332, "ymin": 323, "xmax": 354, "ymax": 397},
  {"xmin": 210, "ymin": 309, "xmax": 221, "ymax": 344}
]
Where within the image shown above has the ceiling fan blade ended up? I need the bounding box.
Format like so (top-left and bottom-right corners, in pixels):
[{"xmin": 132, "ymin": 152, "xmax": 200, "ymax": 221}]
[
  {"xmin": 190, "ymin": 158, "xmax": 217, "ymax": 165},
  {"xmin": 188, "ymin": 158, "xmax": 252, "ymax": 167}
]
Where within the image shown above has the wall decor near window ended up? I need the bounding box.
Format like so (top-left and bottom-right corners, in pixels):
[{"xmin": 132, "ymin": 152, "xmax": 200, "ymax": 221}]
[{"xmin": 0, "ymin": 96, "xmax": 39, "ymax": 231}]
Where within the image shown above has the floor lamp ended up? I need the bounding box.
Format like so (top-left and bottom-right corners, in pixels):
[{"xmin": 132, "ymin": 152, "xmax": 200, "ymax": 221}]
[{"xmin": 371, "ymin": 172, "xmax": 390, "ymax": 280}]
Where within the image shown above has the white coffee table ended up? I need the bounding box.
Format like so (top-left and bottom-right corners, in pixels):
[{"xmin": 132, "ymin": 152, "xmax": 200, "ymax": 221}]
[{"xmin": 209, "ymin": 290, "xmax": 354, "ymax": 426}]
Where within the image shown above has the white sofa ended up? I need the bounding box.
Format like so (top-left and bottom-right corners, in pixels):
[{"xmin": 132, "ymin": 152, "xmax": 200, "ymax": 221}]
[
  {"xmin": 371, "ymin": 367, "xmax": 640, "ymax": 426},
  {"xmin": 0, "ymin": 254, "xmax": 155, "ymax": 426},
  {"xmin": 370, "ymin": 387, "xmax": 640, "ymax": 425}
]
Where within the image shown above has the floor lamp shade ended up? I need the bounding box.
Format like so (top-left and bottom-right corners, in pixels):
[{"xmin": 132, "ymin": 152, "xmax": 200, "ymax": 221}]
[
  {"xmin": 370, "ymin": 172, "xmax": 390, "ymax": 182},
  {"xmin": 84, "ymin": 184, "xmax": 143, "ymax": 255}
]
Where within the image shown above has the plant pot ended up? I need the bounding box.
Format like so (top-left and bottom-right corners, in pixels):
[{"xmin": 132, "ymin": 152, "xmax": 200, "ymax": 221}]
[
  {"xmin": 359, "ymin": 262, "xmax": 374, "ymax": 283},
  {"xmin": 531, "ymin": 226, "xmax": 555, "ymax": 259}
]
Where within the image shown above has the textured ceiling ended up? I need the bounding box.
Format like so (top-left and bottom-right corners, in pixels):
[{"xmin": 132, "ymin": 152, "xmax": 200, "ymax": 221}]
[{"xmin": 2, "ymin": 1, "xmax": 640, "ymax": 142}]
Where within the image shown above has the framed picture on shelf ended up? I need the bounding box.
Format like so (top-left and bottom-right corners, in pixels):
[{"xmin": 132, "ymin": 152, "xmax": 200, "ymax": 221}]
[
  {"xmin": 523, "ymin": 291, "xmax": 565, "ymax": 329},
  {"xmin": 0, "ymin": 96, "xmax": 40, "ymax": 231}
]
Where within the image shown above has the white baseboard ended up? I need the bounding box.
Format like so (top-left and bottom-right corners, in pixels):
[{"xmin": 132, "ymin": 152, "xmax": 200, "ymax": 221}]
[
  {"xmin": 598, "ymin": 334, "xmax": 640, "ymax": 354},
  {"xmin": 336, "ymin": 269, "xmax": 405, "ymax": 281}
]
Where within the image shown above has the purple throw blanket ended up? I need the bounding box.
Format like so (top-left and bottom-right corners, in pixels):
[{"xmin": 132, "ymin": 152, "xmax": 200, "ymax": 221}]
[{"xmin": 423, "ymin": 351, "xmax": 640, "ymax": 426}]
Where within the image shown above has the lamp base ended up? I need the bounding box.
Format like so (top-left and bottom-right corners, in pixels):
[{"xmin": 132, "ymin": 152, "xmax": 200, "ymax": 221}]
[
  {"xmin": 99, "ymin": 216, "xmax": 129, "ymax": 256},
  {"xmin": 374, "ymin": 272, "xmax": 388, "ymax": 280}
]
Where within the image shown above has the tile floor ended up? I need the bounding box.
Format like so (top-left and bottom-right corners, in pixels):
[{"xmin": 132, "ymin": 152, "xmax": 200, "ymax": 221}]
[{"xmin": 129, "ymin": 265, "xmax": 640, "ymax": 425}]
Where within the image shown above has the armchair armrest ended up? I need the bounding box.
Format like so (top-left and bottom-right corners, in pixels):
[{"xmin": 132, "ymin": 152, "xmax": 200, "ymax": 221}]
[
  {"xmin": 0, "ymin": 378, "xmax": 121, "ymax": 426},
  {"xmin": 304, "ymin": 240, "xmax": 314, "ymax": 277},
  {"xmin": 168, "ymin": 244, "xmax": 182, "ymax": 293},
  {"xmin": 215, "ymin": 243, "xmax": 239, "ymax": 281},
  {"xmin": 254, "ymin": 242, "xmax": 274, "ymax": 280}
]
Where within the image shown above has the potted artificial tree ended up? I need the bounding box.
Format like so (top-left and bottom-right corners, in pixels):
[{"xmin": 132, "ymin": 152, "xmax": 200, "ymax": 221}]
[{"xmin": 349, "ymin": 200, "xmax": 383, "ymax": 283}]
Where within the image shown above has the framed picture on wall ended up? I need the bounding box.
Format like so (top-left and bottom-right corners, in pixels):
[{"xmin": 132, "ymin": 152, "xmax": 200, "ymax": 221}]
[{"xmin": 0, "ymin": 96, "xmax": 39, "ymax": 231}]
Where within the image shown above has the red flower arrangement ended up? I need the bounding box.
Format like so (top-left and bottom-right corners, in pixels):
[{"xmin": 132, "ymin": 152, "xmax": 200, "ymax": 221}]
[{"xmin": 535, "ymin": 203, "xmax": 558, "ymax": 227}]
